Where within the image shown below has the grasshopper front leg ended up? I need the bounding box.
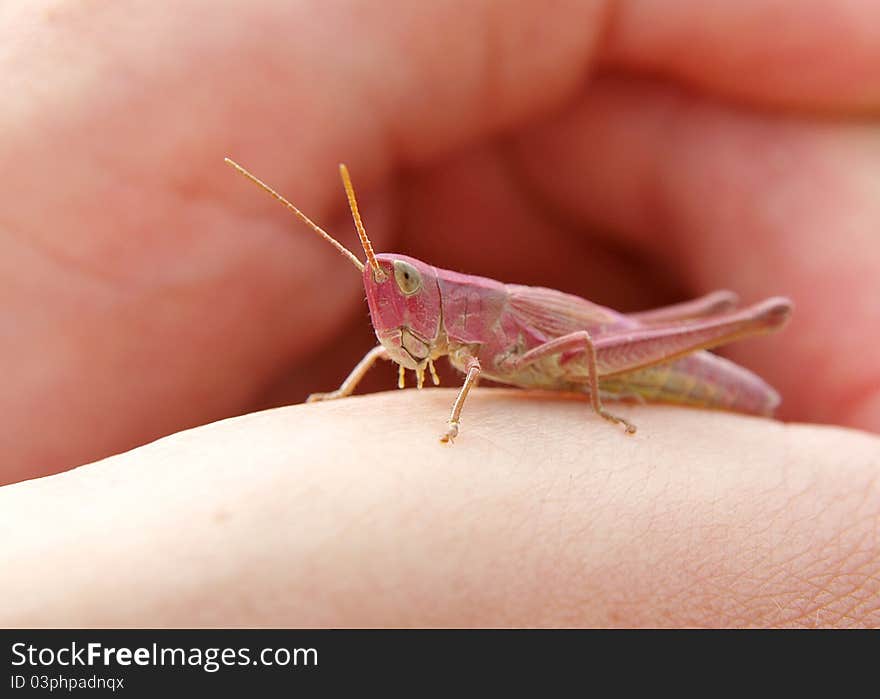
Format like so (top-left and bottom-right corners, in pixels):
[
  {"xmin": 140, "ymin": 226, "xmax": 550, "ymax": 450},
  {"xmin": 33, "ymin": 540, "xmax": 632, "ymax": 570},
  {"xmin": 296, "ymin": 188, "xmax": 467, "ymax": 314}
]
[
  {"xmin": 440, "ymin": 356, "xmax": 481, "ymax": 444},
  {"xmin": 307, "ymin": 345, "xmax": 390, "ymax": 402}
]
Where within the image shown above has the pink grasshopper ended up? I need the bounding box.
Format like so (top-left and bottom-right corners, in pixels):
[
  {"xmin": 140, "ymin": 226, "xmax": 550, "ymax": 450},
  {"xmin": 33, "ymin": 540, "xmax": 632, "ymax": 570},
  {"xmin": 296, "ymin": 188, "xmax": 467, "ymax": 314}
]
[{"xmin": 226, "ymin": 159, "xmax": 793, "ymax": 442}]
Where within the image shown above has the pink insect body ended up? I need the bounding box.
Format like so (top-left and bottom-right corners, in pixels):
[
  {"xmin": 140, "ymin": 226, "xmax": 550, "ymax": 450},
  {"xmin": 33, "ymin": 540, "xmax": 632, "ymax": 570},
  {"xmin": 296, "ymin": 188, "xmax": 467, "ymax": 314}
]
[{"xmin": 226, "ymin": 159, "xmax": 793, "ymax": 443}]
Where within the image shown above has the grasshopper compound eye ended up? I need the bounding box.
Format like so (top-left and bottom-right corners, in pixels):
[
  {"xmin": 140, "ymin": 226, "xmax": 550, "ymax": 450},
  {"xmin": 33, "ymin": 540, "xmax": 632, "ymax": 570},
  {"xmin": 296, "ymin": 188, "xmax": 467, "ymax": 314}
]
[{"xmin": 393, "ymin": 260, "xmax": 422, "ymax": 295}]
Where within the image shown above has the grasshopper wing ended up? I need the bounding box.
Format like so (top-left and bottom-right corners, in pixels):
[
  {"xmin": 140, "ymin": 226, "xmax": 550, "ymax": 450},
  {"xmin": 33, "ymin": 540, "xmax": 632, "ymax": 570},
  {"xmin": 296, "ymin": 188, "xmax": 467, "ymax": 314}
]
[{"xmin": 505, "ymin": 285, "xmax": 628, "ymax": 340}]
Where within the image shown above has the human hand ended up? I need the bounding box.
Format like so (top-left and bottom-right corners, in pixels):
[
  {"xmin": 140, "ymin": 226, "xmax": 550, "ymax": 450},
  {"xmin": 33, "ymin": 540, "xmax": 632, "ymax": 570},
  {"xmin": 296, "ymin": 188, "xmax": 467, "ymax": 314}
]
[{"xmin": 1, "ymin": 1, "xmax": 878, "ymax": 626}]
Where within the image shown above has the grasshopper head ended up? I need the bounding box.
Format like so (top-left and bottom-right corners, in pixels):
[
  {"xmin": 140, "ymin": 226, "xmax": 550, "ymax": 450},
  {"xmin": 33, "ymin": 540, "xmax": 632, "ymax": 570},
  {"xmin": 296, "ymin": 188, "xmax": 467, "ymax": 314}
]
[{"xmin": 363, "ymin": 254, "xmax": 442, "ymax": 369}]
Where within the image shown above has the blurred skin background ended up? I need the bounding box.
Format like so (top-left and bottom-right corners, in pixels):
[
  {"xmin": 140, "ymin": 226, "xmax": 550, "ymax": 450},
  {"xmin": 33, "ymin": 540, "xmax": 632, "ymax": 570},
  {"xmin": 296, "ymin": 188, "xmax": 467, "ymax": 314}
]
[{"xmin": 0, "ymin": 1, "xmax": 878, "ymax": 627}]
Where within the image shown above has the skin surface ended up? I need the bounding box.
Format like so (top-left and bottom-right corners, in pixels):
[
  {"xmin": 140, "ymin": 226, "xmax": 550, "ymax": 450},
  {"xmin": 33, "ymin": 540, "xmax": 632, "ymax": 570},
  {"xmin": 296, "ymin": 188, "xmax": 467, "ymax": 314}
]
[
  {"xmin": 2, "ymin": 391, "xmax": 879, "ymax": 628},
  {"xmin": 1, "ymin": 0, "xmax": 879, "ymax": 626}
]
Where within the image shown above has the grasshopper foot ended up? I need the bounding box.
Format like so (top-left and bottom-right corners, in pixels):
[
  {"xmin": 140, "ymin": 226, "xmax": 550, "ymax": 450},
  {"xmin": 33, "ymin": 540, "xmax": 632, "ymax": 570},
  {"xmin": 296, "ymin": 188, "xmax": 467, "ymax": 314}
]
[
  {"xmin": 440, "ymin": 421, "xmax": 460, "ymax": 444},
  {"xmin": 599, "ymin": 409, "xmax": 637, "ymax": 435},
  {"xmin": 306, "ymin": 391, "xmax": 342, "ymax": 403}
]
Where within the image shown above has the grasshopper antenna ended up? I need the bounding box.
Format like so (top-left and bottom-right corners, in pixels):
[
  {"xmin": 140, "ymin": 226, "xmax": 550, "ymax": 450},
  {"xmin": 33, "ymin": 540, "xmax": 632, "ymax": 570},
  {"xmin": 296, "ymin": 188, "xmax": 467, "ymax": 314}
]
[
  {"xmin": 224, "ymin": 157, "xmax": 365, "ymax": 273},
  {"xmin": 339, "ymin": 163, "xmax": 387, "ymax": 282}
]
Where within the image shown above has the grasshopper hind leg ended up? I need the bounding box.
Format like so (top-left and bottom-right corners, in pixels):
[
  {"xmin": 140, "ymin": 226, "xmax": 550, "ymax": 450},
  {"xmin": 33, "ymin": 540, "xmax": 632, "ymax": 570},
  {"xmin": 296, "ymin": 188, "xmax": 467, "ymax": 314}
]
[
  {"xmin": 511, "ymin": 331, "xmax": 638, "ymax": 435},
  {"xmin": 592, "ymin": 386, "xmax": 644, "ymax": 432},
  {"xmin": 592, "ymin": 398, "xmax": 638, "ymax": 435}
]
